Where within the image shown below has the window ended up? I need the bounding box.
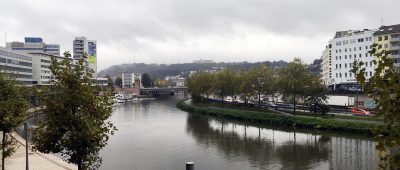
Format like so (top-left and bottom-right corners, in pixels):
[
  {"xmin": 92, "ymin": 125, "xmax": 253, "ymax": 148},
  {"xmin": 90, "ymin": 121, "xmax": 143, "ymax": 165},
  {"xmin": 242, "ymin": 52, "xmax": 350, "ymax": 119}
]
[
  {"xmin": 345, "ymin": 73, "xmax": 347, "ymax": 78},
  {"xmin": 349, "ymin": 63, "xmax": 352, "ymax": 67},
  {"xmin": 339, "ymin": 64, "xmax": 341, "ymax": 68},
  {"xmin": 354, "ymin": 47, "xmax": 357, "ymax": 51},
  {"xmin": 339, "ymin": 56, "xmax": 341, "ymax": 60},
  {"xmin": 365, "ymin": 53, "xmax": 368, "ymax": 57},
  {"xmin": 345, "ymin": 55, "xmax": 347, "ymax": 59},
  {"xmin": 365, "ymin": 46, "xmax": 368, "ymax": 50},
  {"xmin": 340, "ymin": 73, "xmax": 342, "ymax": 78},
  {"xmin": 359, "ymin": 54, "xmax": 362, "ymax": 58},
  {"xmin": 349, "ymin": 48, "xmax": 352, "ymax": 52},
  {"xmin": 370, "ymin": 72, "xmax": 372, "ymax": 76},
  {"xmin": 336, "ymin": 73, "xmax": 338, "ymax": 78},
  {"xmin": 354, "ymin": 54, "xmax": 356, "ymax": 58},
  {"xmin": 345, "ymin": 63, "xmax": 347, "ymax": 68},
  {"xmin": 349, "ymin": 55, "xmax": 352, "ymax": 59},
  {"xmin": 336, "ymin": 56, "xmax": 338, "ymax": 60},
  {"xmin": 384, "ymin": 44, "xmax": 389, "ymax": 48},
  {"xmin": 365, "ymin": 62, "xmax": 368, "ymax": 67},
  {"xmin": 378, "ymin": 36, "xmax": 382, "ymax": 41},
  {"xmin": 350, "ymin": 72, "xmax": 352, "ymax": 77},
  {"xmin": 339, "ymin": 49, "xmax": 341, "ymax": 52},
  {"xmin": 378, "ymin": 45, "xmax": 382, "ymax": 49},
  {"xmin": 384, "ymin": 36, "xmax": 388, "ymax": 40},
  {"xmin": 336, "ymin": 64, "xmax": 338, "ymax": 69},
  {"xmin": 359, "ymin": 47, "xmax": 362, "ymax": 50},
  {"xmin": 345, "ymin": 49, "xmax": 347, "ymax": 52},
  {"xmin": 392, "ymin": 34, "xmax": 400, "ymax": 38},
  {"xmin": 370, "ymin": 61, "xmax": 373, "ymax": 67}
]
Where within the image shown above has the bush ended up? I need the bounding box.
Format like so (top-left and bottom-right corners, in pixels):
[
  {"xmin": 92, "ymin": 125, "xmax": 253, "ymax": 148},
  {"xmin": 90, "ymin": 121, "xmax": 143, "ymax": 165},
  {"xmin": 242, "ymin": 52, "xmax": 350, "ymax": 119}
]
[{"xmin": 177, "ymin": 100, "xmax": 380, "ymax": 134}]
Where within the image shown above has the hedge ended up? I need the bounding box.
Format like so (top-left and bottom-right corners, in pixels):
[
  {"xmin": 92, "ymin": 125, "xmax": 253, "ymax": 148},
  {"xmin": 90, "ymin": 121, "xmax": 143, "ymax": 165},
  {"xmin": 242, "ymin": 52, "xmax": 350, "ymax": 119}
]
[{"xmin": 177, "ymin": 100, "xmax": 381, "ymax": 134}]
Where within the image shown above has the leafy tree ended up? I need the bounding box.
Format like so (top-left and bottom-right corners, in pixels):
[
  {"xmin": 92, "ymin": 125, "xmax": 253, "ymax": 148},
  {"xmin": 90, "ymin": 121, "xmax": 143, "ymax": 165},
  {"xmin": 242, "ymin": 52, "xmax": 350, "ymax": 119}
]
[
  {"xmin": 303, "ymin": 76, "xmax": 329, "ymax": 114},
  {"xmin": 114, "ymin": 77, "xmax": 122, "ymax": 87},
  {"xmin": 141, "ymin": 73, "xmax": 152, "ymax": 88},
  {"xmin": 32, "ymin": 52, "xmax": 116, "ymax": 170},
  {"xmin": 236, "ymin": 70, "xmax": 253, "ymax": 103},
  {"xmin": 0, "ymin": 73, "xmax": 28, "ymax": 170},
  {"xmin": 105, "ymin": 75, "xmax": 114, "ymax": 87},
  {"xmin": 213, "ymin": 69, "xmax": 235, "ymax": 102},
  {"xmin": 248, "ymin": 65, "xmax": 274, "ymax": 107},
  {"xmin": 187, "ymin": 72, "xmax": 214, "ymax": 102},
  {"xmin": 276, "ymin": 58, "xmax": 312, "ymax": 112},
  {"xmin": 352, "ymin": 44, "xmax": 400, "ymax": 169}
]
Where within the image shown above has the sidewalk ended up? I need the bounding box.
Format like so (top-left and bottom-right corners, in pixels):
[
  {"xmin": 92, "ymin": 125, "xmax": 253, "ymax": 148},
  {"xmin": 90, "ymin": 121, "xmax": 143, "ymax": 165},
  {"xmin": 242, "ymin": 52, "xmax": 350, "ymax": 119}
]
[{"xmin": 3, "ymin": 133, "xmax": 77, "ymax": 170}]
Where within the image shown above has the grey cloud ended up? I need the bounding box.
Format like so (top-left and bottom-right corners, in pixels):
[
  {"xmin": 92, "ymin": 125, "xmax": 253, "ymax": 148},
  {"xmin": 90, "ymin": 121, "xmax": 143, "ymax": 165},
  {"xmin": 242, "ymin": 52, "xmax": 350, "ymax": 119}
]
[{"xmin": 0, "ymin": 0, "xmax": 399, "ymax": 71}]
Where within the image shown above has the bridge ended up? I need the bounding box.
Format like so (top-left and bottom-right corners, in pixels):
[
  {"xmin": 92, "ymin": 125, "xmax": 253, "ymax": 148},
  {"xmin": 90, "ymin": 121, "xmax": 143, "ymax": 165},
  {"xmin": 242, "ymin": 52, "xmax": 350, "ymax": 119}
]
[{"xmin": 140, "ymin": 87, "xmax": 187, "ymax": 96}]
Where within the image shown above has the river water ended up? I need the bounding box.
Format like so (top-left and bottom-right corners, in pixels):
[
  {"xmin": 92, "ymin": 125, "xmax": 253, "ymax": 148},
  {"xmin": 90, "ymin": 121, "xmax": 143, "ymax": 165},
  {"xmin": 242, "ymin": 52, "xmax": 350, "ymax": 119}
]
[{"xmin": 99, "ymin": 97, "xmax": 377, "ymax": 170}]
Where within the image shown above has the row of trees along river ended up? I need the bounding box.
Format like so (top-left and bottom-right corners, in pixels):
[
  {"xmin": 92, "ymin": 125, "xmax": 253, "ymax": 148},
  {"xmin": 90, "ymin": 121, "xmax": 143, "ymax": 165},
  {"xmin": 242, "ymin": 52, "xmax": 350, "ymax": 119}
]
[{"xmin": 187, "ymin": 58, "xmax": 328, "ymax": 113}]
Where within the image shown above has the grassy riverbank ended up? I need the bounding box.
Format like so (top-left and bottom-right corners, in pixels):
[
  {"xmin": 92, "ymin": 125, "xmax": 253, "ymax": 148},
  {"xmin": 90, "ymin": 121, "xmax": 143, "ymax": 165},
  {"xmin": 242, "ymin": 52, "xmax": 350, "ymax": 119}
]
[{"xmin": 177, "ymin": 100, "xmax": 382, "ymax": 134}]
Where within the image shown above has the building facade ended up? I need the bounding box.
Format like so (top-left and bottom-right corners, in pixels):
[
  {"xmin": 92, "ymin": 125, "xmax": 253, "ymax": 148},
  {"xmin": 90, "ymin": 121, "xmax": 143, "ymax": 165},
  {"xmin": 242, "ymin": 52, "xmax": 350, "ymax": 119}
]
[
  {"xmin": 73, "ymin": 37, "xmax": 97, "ymax": 76},
  {"xmin": 320, "ymin": 44, "xmax": 332, "ymax": 85},
  {"xmin": 373, "ymin": 24, "xmax": 400, "ymax": 66},
  {"xmin": 6, "ymin": 37, "xmax": 60, "ymax": 56},
  {"xmin": 0, "ymin": 47, "xmax": 34, "ymax": 85},
  {"xmin": 321, "ymin": 29, "xmax": 376, "ymax": 90},
  {"xmin": 122, "ymin": 73, "xmax": 141, "ymax": 88}
]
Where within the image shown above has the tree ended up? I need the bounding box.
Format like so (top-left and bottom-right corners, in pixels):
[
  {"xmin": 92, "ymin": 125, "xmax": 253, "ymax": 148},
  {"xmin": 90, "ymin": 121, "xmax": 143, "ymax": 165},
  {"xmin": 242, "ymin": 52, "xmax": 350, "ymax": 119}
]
[
  {"xmin": 0, "ymin": 74, "xmax": 28, "ymax": 170},
  {"xmin": 187, "ymin": 72, "xmax": 214, "ymax": 102},
  {"xmin": 32, "ymin": 52, "xmax": 116, "ymax": 170},
  {"xmin": 237, "ymin": 70, "xmax": 253, "ymax": 104},
  {"xmin": 248, "ymin": 65, "xmax": 274, "ymax": 107},
  {"xmin": 105, "ymin": 75, "xmax": 114, "ymax": 87},
  {"xmin": 213, "ymin": 69, "xmax": 235, "ymax": 102},
  {"xmin": 352, "ymin": 44, "xmax": 400, "ymax": 169},
  {"xmin": 141, "ymin": 73, "xmax": 152, "ymax": 88},
  {"xmin": 303, "ymin": 76, "xmax": 329, "ymax": 114},
  {"xmin": 114, "ymin": 77, "xmax": 122, "ymax": 87},
  {"xmin": 276, "ymin": 58, "xmax": 312, "ymax": 113}
]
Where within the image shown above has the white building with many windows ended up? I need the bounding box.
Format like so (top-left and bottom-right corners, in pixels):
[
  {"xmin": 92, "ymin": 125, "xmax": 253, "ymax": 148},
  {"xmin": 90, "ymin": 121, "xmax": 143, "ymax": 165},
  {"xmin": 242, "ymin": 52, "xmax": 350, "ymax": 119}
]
[
  {"xmin": 0, "ymin": 47, "xmax": 34, "ymax": 85},
  {"xmin": 321, "ymin": 29, "xmax": 376, "ymax": 90}
]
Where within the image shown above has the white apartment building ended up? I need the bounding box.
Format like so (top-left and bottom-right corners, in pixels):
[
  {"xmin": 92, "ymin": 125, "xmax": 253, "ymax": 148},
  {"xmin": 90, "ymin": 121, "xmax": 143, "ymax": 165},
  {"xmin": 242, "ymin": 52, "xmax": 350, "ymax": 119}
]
[
  {"xmin": 320, "ymin": 44, "xmax": 331, "ymax": 85},
  {"xmin": 322, "ymin": 29, "xmax": 376, "ymax": 89},
  {"xmin": 73, "ymin": 37, "xmax": 97, "ymax": 76},
  {"xmin": 122, "ymin": 73, "xmax": 140, "ymax": 88}
]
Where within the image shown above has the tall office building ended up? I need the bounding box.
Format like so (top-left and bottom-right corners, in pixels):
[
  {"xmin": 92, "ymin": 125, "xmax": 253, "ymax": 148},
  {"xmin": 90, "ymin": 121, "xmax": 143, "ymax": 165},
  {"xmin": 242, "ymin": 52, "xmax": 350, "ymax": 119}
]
[
  {"xmin": 320, "ymin": 29, "xmax": 376, "ymax": 90},
  {"xmin": 73, "ymin": 37, "xmax": 97, "ymax": 75},
  {"xmin": 373, "ymin": 24, "xmax": 400, "ymax": 66},
  {"xmin": 6, "ymin": 37, "xmax": 60, "ymax": 56}
]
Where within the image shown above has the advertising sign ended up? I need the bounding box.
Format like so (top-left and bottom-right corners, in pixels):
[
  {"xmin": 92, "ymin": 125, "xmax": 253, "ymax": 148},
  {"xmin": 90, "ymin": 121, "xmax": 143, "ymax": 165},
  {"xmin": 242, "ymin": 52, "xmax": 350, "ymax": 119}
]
[{"xmin": 88, "ymin": 41, "xmax": 96, "ymax": 64}]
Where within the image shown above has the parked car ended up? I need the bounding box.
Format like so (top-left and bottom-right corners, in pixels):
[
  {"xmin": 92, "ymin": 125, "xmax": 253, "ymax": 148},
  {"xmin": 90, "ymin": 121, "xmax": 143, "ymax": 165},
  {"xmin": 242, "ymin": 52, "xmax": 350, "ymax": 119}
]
[{"xmin": 351, "ymin": 108, "xmax": 370, "ymax": 115}]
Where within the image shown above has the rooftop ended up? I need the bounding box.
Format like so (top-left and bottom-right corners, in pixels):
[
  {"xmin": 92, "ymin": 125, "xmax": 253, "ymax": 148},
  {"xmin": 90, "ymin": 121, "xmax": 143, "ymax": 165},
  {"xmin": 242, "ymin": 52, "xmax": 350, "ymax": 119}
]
[{"xmin": 373, "ymin": 24, "xmax": 400, "ymax": 36}]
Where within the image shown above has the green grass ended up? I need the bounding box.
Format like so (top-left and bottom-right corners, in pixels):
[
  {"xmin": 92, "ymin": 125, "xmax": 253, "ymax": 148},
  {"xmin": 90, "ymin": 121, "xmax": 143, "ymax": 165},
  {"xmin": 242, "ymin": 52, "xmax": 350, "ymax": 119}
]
[{"xmin": 177, "ymin": 100, "xmax": 382, "ymax": 134}]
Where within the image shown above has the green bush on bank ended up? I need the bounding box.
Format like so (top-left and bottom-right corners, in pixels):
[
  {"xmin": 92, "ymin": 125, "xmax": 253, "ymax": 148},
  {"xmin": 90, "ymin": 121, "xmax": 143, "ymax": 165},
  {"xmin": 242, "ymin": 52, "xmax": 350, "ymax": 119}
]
[{"xmin": 177, "ymin": 100, "xmax": 380, "ymax": 134}]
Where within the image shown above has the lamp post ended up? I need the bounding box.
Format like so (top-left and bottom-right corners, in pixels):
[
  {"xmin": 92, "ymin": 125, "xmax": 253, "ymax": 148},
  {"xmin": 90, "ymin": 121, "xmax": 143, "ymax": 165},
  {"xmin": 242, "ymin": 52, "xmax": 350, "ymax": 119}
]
[{"xmin": 24, "ymin": 122, "xmax": 29, "ymax": 170}]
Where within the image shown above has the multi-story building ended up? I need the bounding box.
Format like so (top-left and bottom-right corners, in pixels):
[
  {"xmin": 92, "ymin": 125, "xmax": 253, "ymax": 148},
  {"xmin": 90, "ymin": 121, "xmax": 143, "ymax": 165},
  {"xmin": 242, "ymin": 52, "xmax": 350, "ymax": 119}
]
[
  {"xmin": 30, "ymin": 52, "xmax": 67, "ymax": 85},
  {"xmin": 321, "ymin": 29, "xmax": 376, "ymax": 90},
  {"xmin": 0, "ymin": 46, "xmax": 34, "ymax": 85},
  {"xmin": 73, "ymin": 37, "xmax": 97, "ymax": 76},
  {"xmin": 122, "ymin": 73, "xmax": 141, "ymax": 88},
  {"xmin": 373, "ymin": 24, "xmax": 400, "ymax": 66},
  {"xmin": 6, "ymin": 37, "xmax": 60, "ymax": 56},
  {"xmin": 320, "ymin": 44, "xmax": 332, "ymax": 85}
]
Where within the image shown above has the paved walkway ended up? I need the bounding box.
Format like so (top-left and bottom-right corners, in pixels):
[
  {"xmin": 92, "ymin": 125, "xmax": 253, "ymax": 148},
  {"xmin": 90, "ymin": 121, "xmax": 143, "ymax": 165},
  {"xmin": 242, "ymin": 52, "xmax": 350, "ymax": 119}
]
[{"xmin": 2, "ymin": 133, "xmax": 77, "ymax": 170}]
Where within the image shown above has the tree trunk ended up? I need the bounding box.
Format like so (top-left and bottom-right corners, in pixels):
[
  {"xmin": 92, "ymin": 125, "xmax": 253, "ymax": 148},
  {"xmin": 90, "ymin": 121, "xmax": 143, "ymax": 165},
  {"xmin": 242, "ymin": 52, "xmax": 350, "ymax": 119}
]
[
  {"xmin": 258, "ymin": 92, "xmax": 261, "ymax": 108},
  {"xmin": 293, "ymin": 92, "xmax": 296, "ymax": 113},
  {"xmin": 2, "ymin": 132, "xmax": 6, "ymax": 170},
  {"xmin": 78, "ymin": 163, "xmax": 81, "ymax": 170}
]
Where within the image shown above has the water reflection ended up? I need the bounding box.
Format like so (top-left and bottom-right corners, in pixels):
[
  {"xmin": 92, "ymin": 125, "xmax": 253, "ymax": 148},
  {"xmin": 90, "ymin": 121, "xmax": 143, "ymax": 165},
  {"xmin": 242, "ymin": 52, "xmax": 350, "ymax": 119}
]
[{"xmin": 186, "ymin": 113, "xmax": 376, "ymax": 170}]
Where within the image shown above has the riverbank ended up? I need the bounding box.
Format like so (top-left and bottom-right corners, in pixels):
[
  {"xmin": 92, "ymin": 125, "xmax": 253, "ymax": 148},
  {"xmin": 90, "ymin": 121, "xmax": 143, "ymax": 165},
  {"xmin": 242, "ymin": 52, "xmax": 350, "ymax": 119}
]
[
  {"xmin": 1, "ymin": 133, "xmax": 77, "ymax": 170},
  {"xmin": 177, "ymin": 100, "xmax": 382, "ymax": 134}
]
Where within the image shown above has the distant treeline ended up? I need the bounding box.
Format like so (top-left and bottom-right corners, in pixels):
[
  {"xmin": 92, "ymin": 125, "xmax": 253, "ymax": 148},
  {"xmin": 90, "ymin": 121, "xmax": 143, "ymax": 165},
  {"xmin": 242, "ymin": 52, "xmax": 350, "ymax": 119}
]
[{"xmin": 98, "ymin": 59, "xmax": 321, "ymax": 80}]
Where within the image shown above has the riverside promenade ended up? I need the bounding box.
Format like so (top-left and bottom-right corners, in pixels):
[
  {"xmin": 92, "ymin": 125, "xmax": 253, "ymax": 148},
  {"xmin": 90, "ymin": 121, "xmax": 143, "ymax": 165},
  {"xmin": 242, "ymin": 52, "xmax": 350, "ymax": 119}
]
[{"xmin": 3, "ymin": 133, "xmax": 77, "ymax": 170}]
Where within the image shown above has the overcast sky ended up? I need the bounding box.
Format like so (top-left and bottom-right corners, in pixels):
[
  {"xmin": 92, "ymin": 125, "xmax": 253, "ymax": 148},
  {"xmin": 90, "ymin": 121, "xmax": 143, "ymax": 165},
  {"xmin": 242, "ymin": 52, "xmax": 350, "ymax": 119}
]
[{"xmin": 0, "ymin": 0, "xmax": 399, "ymax": 71}]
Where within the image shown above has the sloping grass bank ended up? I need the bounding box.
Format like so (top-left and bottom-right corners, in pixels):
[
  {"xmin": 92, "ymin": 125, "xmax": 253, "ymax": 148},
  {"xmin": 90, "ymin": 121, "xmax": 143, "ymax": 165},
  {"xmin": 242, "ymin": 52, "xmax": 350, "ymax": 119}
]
[{"xmin": 177, "ymin": 100, "xmax": 381, "ymax": 134}]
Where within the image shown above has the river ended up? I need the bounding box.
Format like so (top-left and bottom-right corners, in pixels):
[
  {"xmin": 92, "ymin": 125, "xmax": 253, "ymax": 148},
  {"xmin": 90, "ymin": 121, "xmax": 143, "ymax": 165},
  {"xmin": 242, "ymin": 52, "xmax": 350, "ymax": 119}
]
[{"xmin": 99, "ymin": 96, "xmax": 378, "ymax": 170}]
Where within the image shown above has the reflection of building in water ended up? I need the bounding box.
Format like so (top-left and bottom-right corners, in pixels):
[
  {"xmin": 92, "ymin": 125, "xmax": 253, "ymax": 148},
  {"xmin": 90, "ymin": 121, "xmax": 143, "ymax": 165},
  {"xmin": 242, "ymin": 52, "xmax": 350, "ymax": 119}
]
[{"xmin": 329, "ymin": 137, "xmax": 376, "ymax": 170}]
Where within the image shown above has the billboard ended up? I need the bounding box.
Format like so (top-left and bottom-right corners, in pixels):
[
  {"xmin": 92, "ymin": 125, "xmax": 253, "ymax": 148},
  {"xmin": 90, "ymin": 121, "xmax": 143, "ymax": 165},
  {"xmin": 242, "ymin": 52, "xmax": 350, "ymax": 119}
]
[{"xmin": 88, "ymin": 41, "xmax": 96, "ymax": 64}]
